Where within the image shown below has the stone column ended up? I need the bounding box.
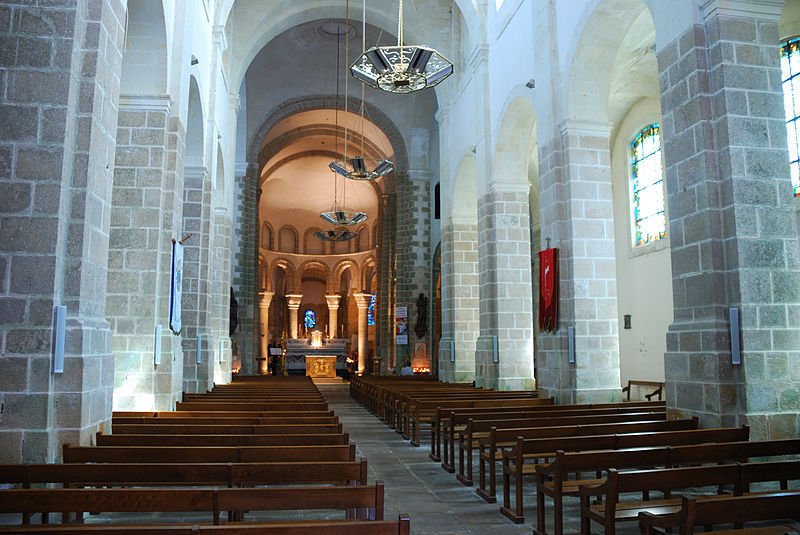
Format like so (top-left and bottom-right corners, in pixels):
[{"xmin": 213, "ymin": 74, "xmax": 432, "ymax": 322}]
[
  {"xmin": 258, "ymin": 291, "xmax": 274, "ymax": 373},
  {"xmin": 181, "ymin": 165, "xmax": 212, "ymax": 394},
  {"xmin": 649, "ymin": 0, "xmax": 800, "ymax": 435},
  {"xmin": 231, "ymin": 162, "xmax": 259, "ymax": 374},
  {"xmin": 476, "ymin": 183, "xmax": 536, "ymax": 391},
  {"xmin": 108, "ymin": 93, "xmax": 185, "ymax": 411},
  {"xmin": 0, "ymin": 0, "xmax": 126, "ymax": 462},
  {"xmin": 537, "ymin": 121, "xmax": 622, "ymax": 403},
  {"xmin": 325, "ymin": 294, "xmax": 341, "ymax": 338},
  {"xmin": 377, "ymin": 193, "xmax": 397, "ymax": 369},
  {"xmin": 394, "ymin": 171, "xmax": 432, "ymax": 369},
  {"xmin": 354, "ymin": 293, "xmax": 373, "ymax": 374},
  {"xmin": 439, "ymin": 220, "xmax": 479, "ymax": 383},
  {"xmin": 286, "ymin": 294, "xmax": 303, "ymax": 339}
]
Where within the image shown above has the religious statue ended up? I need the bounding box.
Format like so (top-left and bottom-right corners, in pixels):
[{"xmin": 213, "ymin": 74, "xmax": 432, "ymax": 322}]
[{"xmin": 414, "ymin": 293, "xmax": 428, "ymax": 339}]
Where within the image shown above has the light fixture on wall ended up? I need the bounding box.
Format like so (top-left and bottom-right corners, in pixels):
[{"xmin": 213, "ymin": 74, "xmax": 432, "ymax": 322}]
[
  {"xmin": 318, "ymin": 20, "xmax": 364, "ymax": 241},
  {"xmin": 330, "ymin": 0, "xmax": 394, "ymax": 181},
  {"xmin": 350, "ymin": 0, "xmax": 453, "ymax": 94}
]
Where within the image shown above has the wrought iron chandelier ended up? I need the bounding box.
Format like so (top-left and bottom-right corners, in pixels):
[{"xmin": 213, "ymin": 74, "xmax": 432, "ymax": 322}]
[
  {"xmin": 350, "ymin": 0, "xmax": 453, "ymax": 94},
  {"xmin": 318, "ymin": 21, "xmax": 365, "ymax": 240},
  {"xmin": 330, "ymin": 0, "xmax": 394, "ymax": 181}
]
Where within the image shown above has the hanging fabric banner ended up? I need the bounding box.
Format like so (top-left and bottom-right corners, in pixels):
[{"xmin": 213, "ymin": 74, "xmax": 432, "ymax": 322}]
[
  {"xmin": 169, "ymin": 239, "xmax": 184, "ymax": 334},
  {"xmin": 538, "ymin": 247, "xmax": 559, "ymax": 332}
]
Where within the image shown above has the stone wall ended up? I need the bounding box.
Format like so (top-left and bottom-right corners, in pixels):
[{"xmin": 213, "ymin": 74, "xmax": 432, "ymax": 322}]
[{"xmin": 0, "ymin": 0, "xmax": 126, "ymax": 462}]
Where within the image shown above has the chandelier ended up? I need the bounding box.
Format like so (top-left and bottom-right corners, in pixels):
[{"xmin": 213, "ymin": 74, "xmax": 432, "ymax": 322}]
[
  {"xmin": 330, "ymin": 0, "xmax": 394, "ymax": 181},
  {"xmin": 350, "ymin": 0, "xmax": 453, "ymax": 94},
  {"xmin": 318, "ymin": 21, "xmax": 365, "ymax": 240},
  {"xmin": 314, "ymin": 229, "xmax": 358, "ymax": 242}
]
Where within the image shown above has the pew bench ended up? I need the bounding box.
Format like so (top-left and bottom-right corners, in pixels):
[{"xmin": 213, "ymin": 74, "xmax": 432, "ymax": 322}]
[
  {"xmin": 65, "ymin": 444, "xmax": 357, "ymax": 464},
  {"xmin": 0, "ymin": 459, "xmax": 369, "ymax": 489},
  {"xmin": 581, "ymin": 460, "xmax": 800, "ymax": 535},
  {"xmin": 402, "ymin": 392, "xmax": 542, "ymax": 446},
  {"xmin": 525, "ymin": 426, "xmax": 751, "ymax": 531},
  {"xmin": 432, "ymin": 400, "xmax": 664, "ymax": 465},
  {"xmin": 110, "ymin": 423, "xmax": 343, "ymax": 435},
  {"xmin": 476, "ymin": 418, "xmax": 697, "ymax": 503},
  {"xmin": 454, "ymin": 411, "xmax": 668, "ymax": 485},
  {"xmin": 638, "ymin": 491, "xmax": 800, "ymax": 535},
  {"xmin": 94, "ymin": 433, "xmax": 351, "ymax": 447},
  {"xmin": 0, "ymin": 515, "xmax": 412, "ymax": 534},
  {"xmin": 622, "ymin": 380, "xmax": 664, "ymax": 401},
  {"xmin": 0, "ymin": 482, "xmax": 385, "ymax": 525},
  {"xmin": 175, "ymin": 402, "xmax": 329, "ymax": 412}
]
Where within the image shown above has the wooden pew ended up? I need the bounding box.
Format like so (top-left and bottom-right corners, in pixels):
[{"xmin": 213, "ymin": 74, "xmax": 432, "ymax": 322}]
[
  {"xmin": 432, "ymin": 400, "xmax": 664, "ymax": 465},
  {"xmin": 0, "ymin": 458, "xmax": 368, "ymax": 488},
  {"xmin": 638, "ymin": 492, "xmax": 800, "ymax": 535},
  {"xmin": 66, "ymin": 443, "xmax": 356, "ymax": 463},
  {"xmin": 0, "ymin": 514, "xmax": 412, "ymax": 535},
  {"xmin": 401, "ymin": 393, "xmax": 544, "ymax": 446},
  {"xmin": 94, "ymin": 433, "xmax": 351, "ymax": 447},
  {"xmin": 529, "ymin": 427, "xmax": 752, "ymax": 533},
  {"xmin": 110, "ymin": 423, "xmax": 343, "ymax": 435},
  {"xmin": 454, "ymin": 411, "xmax": 667, "ymax": 485},
  {"xmin": 175, "ymin": 402, "xmax": 329, "ymax": 412},
  {"xmin": 581, "ymin": 460, "xmax": 800, "ymax": 535},
  {"xmin": 622, "ymin": 380, "xmax": 664, "ymax": 401},
  {"xmin": 476, "ymin": 418, "xmax": 697, "ymax": 503},
  {"xmin": 112, "ymin": 416, "xmax": 339, "ymax": 425},
  {"xmin": 113, "ymin": 410, "xmax": 336, "ymax": 419},
  {"xmin": 0, "ymin": 482, "xmax": 385, "ymax": 525}
]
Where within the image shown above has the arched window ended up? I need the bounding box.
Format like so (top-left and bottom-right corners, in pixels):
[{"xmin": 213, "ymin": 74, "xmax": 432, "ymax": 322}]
[
  {"xmin": 781, "ymin": 37, "xmax": 800, "ymax": 197},
  {"xmin": 303, "ymin": 309, "xmax": 316, "ymax": 329},
  {"xmin": 367, "ymin": 293, "xmax": 376, "ymax": 326},
  {"xmin": 630, "ymin": 123, "xmax": 666, "ymax": 247}
]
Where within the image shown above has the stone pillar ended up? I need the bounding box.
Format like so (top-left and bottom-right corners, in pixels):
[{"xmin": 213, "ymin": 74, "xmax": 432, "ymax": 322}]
[
  {"xmin": 649, "ymin": 0, "xmax": 800, "ymax": 435},
  {"xmin": 325, "ymin": 294, "xmax": 341, "ymax": 338},
  {"xmin": 181, "ymin": 165, "xmax": 213, "ymax": 394},
  {"xmin": 394, "ymin": 171, "xmax": 432, "ymax": 369},
  {"xmin": 476, "ymin": 183, "xmax": 536, "ymax": 391},
  {"xmin": 439, "ymin": 220, "xmax": 479, "ymax": 383},
  {"xmin": 377, "ymin": 193, "xmax": 397, "ymax": 369},
  {"xmin": 354, "ymin": 293, "xmax": 373, "ymax": 374},
  {"xmin": 231, "ymin": 162, "xmax": 259, "ymax": 375},
  {"xmin": 286, "ymin": 294, "xmax": 303, "ymax": 339},
  {"xmin": 0, "ymin": 0, "xmax": 126, "ymax": 462},
  {"xmin": 537, "ymin": 121, "xmax": 622, "ymax": 403},
  {"xmin": 258, "ymin": 291, "xmax": 273, "ymax": 364},
  {"xmin": 108, "ymin": 93, "xmax": 185, "ymax": 411}
]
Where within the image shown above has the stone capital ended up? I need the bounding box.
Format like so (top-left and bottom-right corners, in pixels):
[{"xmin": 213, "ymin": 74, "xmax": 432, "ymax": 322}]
[
  {"xmin": 286, "ymin": 294, "xmax": 303, "ymax": 309},
  {"xmin": 184, "ymin": 165, "xmax": 208, "ymax": 180},
  {"xmin": 258, "ymin": 291, "xmax": 274, "ymax": 309},
  {"xmin": 700, "ymin": 0, "xmax": 783, "ymax": 22},
  {"xmin": 559, "ymin": 119, "xmax": 613, "ymax": 138},
  {"xmin": 324, "ymin": 294, "xmax": 342, "ymax": 309},
  {"xmin": 353, "ymin": 292, "xmax": 373, "ymax": 309},
  {"xmin": 119, "ymin": 94, "xmax": 172, "ymax": 113}
]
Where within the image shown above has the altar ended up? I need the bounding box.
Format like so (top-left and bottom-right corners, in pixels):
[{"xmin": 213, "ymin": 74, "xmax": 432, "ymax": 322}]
[
  {"xmin": 305, "ymin": 356, "xmax": 337, "ymax": 378},
  {"xmin": 285, "ymin": 337, "xmax": 348, "ymax": 375}
]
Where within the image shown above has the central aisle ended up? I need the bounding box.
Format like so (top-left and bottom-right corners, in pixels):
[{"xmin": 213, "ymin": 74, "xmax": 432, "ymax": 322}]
[{"xmin": 318, "ymin": 383, "xmax": 535, "ymax": 535}]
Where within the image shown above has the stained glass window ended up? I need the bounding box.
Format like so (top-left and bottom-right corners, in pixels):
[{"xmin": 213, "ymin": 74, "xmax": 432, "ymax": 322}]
[
  {"xmin": 303, "ymin": 310, "xmax": 316, "ymax": 329},
  {"xmin": 781, "ymin": 37, "xmax": 800, "ymax": 197},
  {"xmin": 367, "ymin": 293, "xmax": 376, "ymax": 326},
  {"xmin": 631, "ymin": 123, "xmax": 666, "ymax": 247}
]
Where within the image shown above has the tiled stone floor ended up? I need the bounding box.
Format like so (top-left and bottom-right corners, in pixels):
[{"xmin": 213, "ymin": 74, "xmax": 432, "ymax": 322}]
[{"xmin": 319, "ymin": 383, "xmax": 641, "ymax": 535}]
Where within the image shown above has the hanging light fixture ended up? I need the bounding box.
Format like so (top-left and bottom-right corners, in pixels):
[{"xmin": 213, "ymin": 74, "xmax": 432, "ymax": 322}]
[
  {"xmin": 330, "ymin": 0, "xmax": 394, "ymax": 181},
  {"xmin": 318, "ymin": 21, "xmax": 364, "ymax": 240},
  {"xmin": 314, "ymin": 228, "xmax": 358, "ymax": 242},
  {"xmin": 350, "ymin": 0, "xmax": 453, "ymax": 94}
]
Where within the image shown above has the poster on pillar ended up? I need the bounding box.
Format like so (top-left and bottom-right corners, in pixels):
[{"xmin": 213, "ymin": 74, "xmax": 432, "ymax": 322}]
[
  {"xmin": 395, "ymin": 306, "xmax": 408, "ymax": 345},
  {"xmin": 169, "ymin": 239, "xmax": 184, "ymax": 334},
  {"xmin": 538, "ymin": 247, "xmax": 558, "ymax": 332}
]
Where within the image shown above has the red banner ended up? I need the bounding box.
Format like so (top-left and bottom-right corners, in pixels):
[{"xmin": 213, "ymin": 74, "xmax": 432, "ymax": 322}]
[{"xmin": 538, "ymin": 248, "xmax": 559, "ymax": 332}]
